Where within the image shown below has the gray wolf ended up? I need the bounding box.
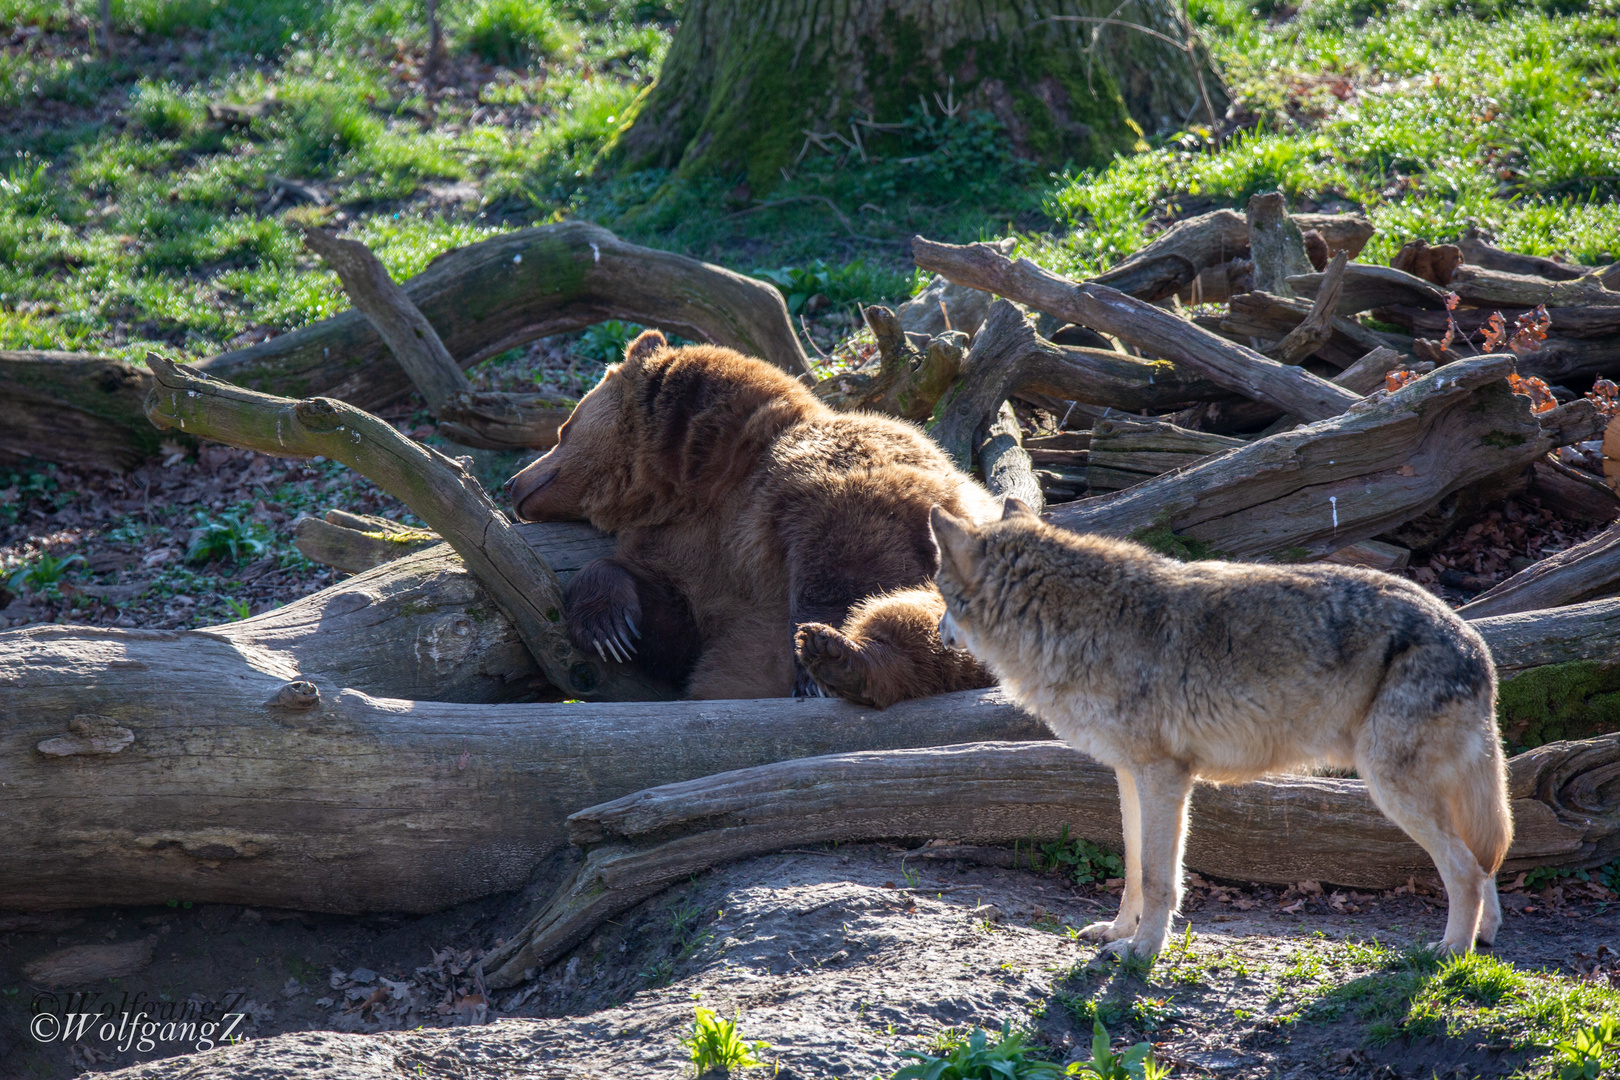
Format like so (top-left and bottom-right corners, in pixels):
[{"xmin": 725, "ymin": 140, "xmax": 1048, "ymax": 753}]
[{"xmin": 930, "ymin": 499, "xmax": 1512, "ymax": 959}]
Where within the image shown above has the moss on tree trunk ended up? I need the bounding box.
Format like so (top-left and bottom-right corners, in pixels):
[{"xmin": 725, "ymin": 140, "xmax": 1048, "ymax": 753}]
[
  {"xmin": 1498, "ymin": 659, "xmax": 1620, "ymax": 753},
  {"xmin": 611, "ymin": 0, "xmax": 1225, "ymax": 191}
]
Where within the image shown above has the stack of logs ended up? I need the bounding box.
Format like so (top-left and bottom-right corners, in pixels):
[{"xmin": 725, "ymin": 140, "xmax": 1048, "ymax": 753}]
[{"xmin": 2, "ymin": 198, "xmax": 1618, "ymax": 991}]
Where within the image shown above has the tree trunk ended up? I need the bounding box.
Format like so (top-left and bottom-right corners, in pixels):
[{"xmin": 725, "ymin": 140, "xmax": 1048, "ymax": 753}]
[
  {"xmin": 0, "ymin": 351, "xmax": 173, "ymax": 471},
  {"xmin": 481, "ymin": 732, "xmax": 1620, "ymax": 985},
  {"xmin": 613, "ymin": 0, "xmax": 1225, "ymax": 192}
]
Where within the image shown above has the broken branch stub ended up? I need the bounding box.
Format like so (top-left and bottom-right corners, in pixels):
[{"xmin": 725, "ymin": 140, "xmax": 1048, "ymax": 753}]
[
  {"xmin": 141, "ymin": 354, "xmax": 666, "ymax": 702},
  {"xmin": 481, "ymin": 732, "xmax": 1620, "ymax": 986},
  {"xmin": 912, "ymin": 236, "xmax": 1363, "ymax": 422}
]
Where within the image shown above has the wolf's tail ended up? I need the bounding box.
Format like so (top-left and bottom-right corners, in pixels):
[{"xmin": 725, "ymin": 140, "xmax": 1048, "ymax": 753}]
[{"xmin": 1455, "ymin": 736, "xmax": 1513, "ymax": 874}]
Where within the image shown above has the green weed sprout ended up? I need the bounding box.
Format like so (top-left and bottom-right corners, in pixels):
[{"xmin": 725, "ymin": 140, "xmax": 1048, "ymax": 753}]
[
  {"xmin": 186, "ymin": 512, "xmax": 268, "ymax": 565},
  {"xmin": 8, "ymin": 552, "xmax": 85, "ymax": 596},
  {"xmin": 682, "ymin": 1007, "xmax": 771, "ymax": 1074},
  {"xmin": 893, "ymin": 1022, "xmax": 1075, "ymax": 1079},
  {"xmin": 1070, "ymin": 1019, "xmax": 1168, "ymax": 1080},
  {"xmin": 1553, "ymin": 1016, "xmax": 1618, "ymax": 1080}
]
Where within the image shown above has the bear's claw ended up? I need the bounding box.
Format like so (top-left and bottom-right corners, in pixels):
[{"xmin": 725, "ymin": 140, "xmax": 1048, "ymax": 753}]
[{"xmin": 795, "ymin": 623, "xmax": 869, "ymax": 702}]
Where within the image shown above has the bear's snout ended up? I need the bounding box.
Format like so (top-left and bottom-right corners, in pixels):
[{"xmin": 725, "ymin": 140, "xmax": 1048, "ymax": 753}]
[{"xmin": 507, "ymin": 463, "xmax": 561, "ymax": 521}]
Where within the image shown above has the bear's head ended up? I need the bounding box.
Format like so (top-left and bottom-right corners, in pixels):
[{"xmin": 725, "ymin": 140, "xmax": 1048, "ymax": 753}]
[{"xmin": 506, "ymin": 329, "xmax": 819, "ymax": 531}]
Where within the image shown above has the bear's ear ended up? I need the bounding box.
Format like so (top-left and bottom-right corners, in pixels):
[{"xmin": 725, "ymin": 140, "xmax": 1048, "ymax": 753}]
[
  {"xmin": 1001, "ymin": 497, "xmax": 1036, "ymax": 521},
  {"xmin": 929, "ymin": 506, "xmax": 978, "ymax": 582},
  {"xmin": 623, "ymin": 329, "xmax": 668, "ymax": 365}
]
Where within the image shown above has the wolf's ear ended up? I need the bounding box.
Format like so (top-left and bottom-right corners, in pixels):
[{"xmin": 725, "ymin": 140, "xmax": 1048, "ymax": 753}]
[
  {"xmin": 623, "ymin": 329, "xmax": 668, "ymax": 364},
  {"xmin": 1001, "ymin": 497, "xmax": 1036, "ymax": 521},
  {"xmin": 929, "ymin": 506, "xmax": 977, "ymax": 581}
]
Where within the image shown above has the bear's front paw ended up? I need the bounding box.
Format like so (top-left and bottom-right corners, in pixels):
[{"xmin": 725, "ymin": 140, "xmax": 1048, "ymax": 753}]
[
  {"xmin": 564, "ymin": 560, "xmax": 642, "ymax": 664},
  {"xmin": 795, "ymin": 623, "xmax": 869, "ymax": 703}
]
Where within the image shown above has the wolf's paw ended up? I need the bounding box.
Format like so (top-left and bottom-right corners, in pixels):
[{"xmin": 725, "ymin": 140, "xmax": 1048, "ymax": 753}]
[
  {"xmin": 795, "ymin": 623, "xmax": 870, "ymax": 703},
  {"xmin": 1076, "ymin": 920, "xmax": 1132, "ymax": 943},
  {"xmin": 1428, "ymin": 939, "xmax": 1475, "ymax": 957}
]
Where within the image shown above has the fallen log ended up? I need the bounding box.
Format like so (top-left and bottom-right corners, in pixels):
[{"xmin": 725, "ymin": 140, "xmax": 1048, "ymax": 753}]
[
  {"xmin": 1529, "ymin": 456, "xmax": 1620, "ymax": 523},
  {"xmin": 1089, "ymin": 208, "xmax": 1372, "ymax": 303},
  {"xmin": 1083, "ymin": 418, "xmax": 1245, "ymax": 492},
  {"xmin": 480, "ymin": 732, "xmax": 1620, "ymax": 985},
  {"xmin": 913, "ymin": 236, "xmax": 1363, "ymax": 422},
  {"xmin": 1457, "ymin": 521, "xmax": 1620, "ymax": 618},
  {"xmin": 1220, "ymin": 289, "xmax": 1407, "ymax": 369},
  {"xmin": 812, "ymin": 305, "xmax": 966, "ymax": 419},
  {"xmin": 1046, "ymin": 356, "xmax": 1599, "ymax": 559},
  {"xmin": 199, "ymin": 221, "xmax": 808, "ymax": 408},
  {"xmin": 976, "ymin": 402, "xmax": 1043, "ymax": 513},
  {"xmin": 142, "ymin": 353, "xmax": 665, "ymax": 702},
  {"xmin": 2, "ymin": 585, "xmax": 1614, "ymax": 917},
  {"xmin": 0, "ymin": 351, "xmax": 177, "ymax": 472},
  {"xmin": 1458, "ymin": 231, "xmax": 1592, "ymax": 281}
]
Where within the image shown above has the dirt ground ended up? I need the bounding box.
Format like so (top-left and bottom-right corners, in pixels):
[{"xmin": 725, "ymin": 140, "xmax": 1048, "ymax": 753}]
[{"xmin": 3, "ymin": 843, "xmax": 1617, "ymax": 1080}]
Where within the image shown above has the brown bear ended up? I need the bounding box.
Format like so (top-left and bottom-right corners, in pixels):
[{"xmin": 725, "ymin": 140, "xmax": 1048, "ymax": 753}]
[{"xmin": 505, "ymin": 330, "xmax": 997, "ymax": 705}]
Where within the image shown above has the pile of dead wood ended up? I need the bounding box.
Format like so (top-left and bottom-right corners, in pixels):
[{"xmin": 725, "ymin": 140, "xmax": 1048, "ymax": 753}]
[{"xmin": 2, "ymin": 202, "xmax": 1618, "ymax": 990}]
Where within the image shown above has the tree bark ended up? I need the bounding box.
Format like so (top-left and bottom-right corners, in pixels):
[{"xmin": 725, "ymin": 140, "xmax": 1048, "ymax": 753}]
[
  {"xmin": 1083, "ymin": 418, "xmax": 1244, "ymax": 492},
  {"xmin": 481, "ymin": 732, "xmax": 1620, "ymax": 985},
  {"xmin": 913, "ymin": 236, "xmax": 1364, "ymax": 421},
  {"xmin": 1046, "ymin": 357, "xmax": 1598, "ymax": 559},
  {"xmin": 612, "ymin": 0, "xmax": 1223, "ymax": 192}
]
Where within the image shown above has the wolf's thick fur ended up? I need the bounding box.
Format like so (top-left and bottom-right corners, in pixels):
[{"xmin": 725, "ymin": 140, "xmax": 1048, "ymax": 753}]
[
  {"xmin": 930, "ymin": 501, "xmax": 1512, "ymax": 959},
  {"xmin": 505, "ymin": 330, "xmax": 997, "ymax": 702}
]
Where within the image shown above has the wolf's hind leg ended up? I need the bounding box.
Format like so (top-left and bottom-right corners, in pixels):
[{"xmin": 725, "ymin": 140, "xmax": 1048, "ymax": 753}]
[
  {"xmin": 1477, "ymin": 874, "xmax": 1502, "ymax": 947},
  {"xmin": 1079, "ymin": 768, "xmax": 1146, "ymax": 945},
  {"xmin": 1360, "ymin": 769, "xmax": 1487, "ymax": 955}
]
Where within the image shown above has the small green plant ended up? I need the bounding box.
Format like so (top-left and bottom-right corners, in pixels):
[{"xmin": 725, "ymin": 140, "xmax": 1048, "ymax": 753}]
[
  {"xmin": 459, "ymin": 0, "xmax": 568, "ymax": 66},
  {"xmin": 186, "ymin": 512, "xmax": 268, "ymax": 565},
  {"xmin": 575, "ymin": 320, "xmax": 644, "ymax": 364},
  {"xmin": 1037, "ymin": 826, "xmax": 1124, "ymax": 886},
  {"xmin": 1552, "ymin": 1016, "xmax": 1618, "ymax": 1080},
  {"xmin": 682, "ymin": 1007, "xmax": 771, "ymax": 1074},
  {"xmin": 226, "ymin": 598, "xmax": 252, "ymax": 620},
  {"xmin": 894, "ymin": 1022, "xmax": 1071, "ymax": 1079},
  {"xmin": 8, "ymin": 551, "xmax": 84, "ymax": 597},
  {"xmin": 751, "ymin": 259, "xmax": 911, "ymax": 316},
  {"xmin": 1070, "ymin": 1019, "xmax": 1169, "ymax": 1080}
]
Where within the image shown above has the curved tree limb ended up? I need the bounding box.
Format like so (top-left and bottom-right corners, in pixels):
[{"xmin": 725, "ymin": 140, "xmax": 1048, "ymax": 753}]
[
  {"xmin": 201, "ymin": 221, "xmax": 808, "ymax": 410},
  {"xmin": 142, "ymin": 353, "xmax": 668, "ymax": 702}
]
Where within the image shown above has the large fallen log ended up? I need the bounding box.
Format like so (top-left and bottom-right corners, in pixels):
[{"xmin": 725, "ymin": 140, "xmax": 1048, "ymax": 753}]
[
  {"xmin": 1047, "ymin": 355, "xmax": 1600, "ymax": 558},
  {"xmin": 913, "ymin": 236, "xmax": 1363, "ymax": 422},
  {"xmin": 0, "ymin": 639, "xmax": 1047, "ymax": 913},
  {"xmin": 0, "ymin": 351, "xmax": 176, "ymax": 471},
  {"xmin": 480, "ymin": 732, "xmax": 1620, "ymax": 985},
  {"xmin": 1457, "ymin": 521, "xmax": 1620, "ymax": 619},
  {"xmin": 2, "ymin": 585, "xmax": 1613, "ymax": 917}
]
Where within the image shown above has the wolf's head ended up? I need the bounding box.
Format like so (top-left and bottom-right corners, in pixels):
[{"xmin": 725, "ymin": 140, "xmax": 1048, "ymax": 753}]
[{"xmin": 929, "ymin": 497, "xmax": 1043, "ymax": 658}]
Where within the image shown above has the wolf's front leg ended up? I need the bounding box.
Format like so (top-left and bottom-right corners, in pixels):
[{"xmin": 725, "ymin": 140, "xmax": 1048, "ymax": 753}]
[
  {"xmin": 1079, "ymin": 768, "xmax": 1144, "ymax": 944},
  {"xmin": 1099, "ymin": 760, "xmax": 1193, "ymax": 963}
]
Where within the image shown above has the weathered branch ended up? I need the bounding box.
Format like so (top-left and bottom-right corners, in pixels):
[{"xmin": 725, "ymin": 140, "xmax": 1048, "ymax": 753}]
[
  {"xmin": 200, "ymin": 221, "xmax": 809, "ymax": 411},
  {"xmin": 141, "ymin": 354, "xmax": 665, "ymax": 701},
  {"xmin": 303, "ymin": 228, "xmax": 472, "ymax": 413},
  {"xmin": 481, "ymin": 732, "xmax": 1620, "ymax": 985},
  {"xmin": 1471, "ymin": 596, "xmax": 1620, "ymax": 677},
  {"xmin": 813, "ymin": 306, "xmax": 965, "ymax": 419},
  {"xmin": 1219, "ymin": 291, "xmax": 1405, "ymax": 369},
  {"xmin": 1046, "ymin": 356, "xmax": 1580, "ymax": 559},
  {"xmin": 1530, "ymin": 456, "xmax": 1620, "ymax": 523},
  {"xmin": 912, "ymin": 236, "xmax": 1363, "ymax": 421},
  {"xmin": 294, "ymin": 510, "xmax": 440, "ymax": 574},
  {"xmin": 1264, "ymin": 250, "xmax": 1349, "ymax": 363},
  {"xmin": 1083, "ymin": 418, "xmax": 1245, "ymax": 492},
  {"xmin": 1457, "ymin": 521, "xmax": 1620, "ymax": 619},
  {"xmin": 930, "ymin": 301, "xmax": 1045, "ymax": 470},
  {"xmin": 1287, "ymin": 263, "xmax": 1448, "ymax": 315},
  {"xmin": 435, "ymin": 390, "xmax": 576, "ymax": 451},
  {"xmin": 977, "ymin": 402, "xmax": 1043, "ymax": 513}
]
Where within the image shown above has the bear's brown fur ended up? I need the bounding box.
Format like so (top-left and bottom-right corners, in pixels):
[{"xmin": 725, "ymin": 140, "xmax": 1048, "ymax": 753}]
[{"xmin": 506, "ymin": 330, "xmax": 997, "ymax": 704}]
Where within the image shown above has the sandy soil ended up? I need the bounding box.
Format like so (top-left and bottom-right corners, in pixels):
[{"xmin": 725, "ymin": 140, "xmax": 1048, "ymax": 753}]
[{"xmin": 4, "ymin": 844, "xmax": 1616, "ymax": 1080}]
